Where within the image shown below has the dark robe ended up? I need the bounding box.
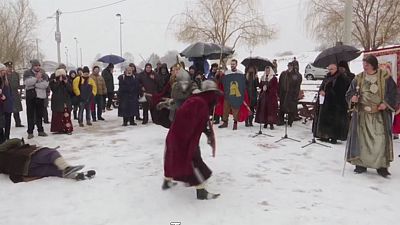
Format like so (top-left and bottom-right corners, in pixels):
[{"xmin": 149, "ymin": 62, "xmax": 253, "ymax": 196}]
[
  {"xmin": 164, "ymin": 91, "xmax": 218, "ymax": 186},
  {"xmin": 313, "ymin": 72, "xmax": 350, "ymax": 140},
  {"xmin": 279, "ymin": 70, "xmax": 302, "ymax": 113},
  {"xmin": 117, "ymin": 74, "xmax": 140, "ymax": 118},
  {"xmin": 255, "ymin": 76, "xmax": 279, "ymax": 124}
]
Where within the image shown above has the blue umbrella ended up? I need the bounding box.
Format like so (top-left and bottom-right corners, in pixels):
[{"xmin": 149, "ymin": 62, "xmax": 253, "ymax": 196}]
[{"xmin": 97, "ymin": 54, "xmax": 125, "ymax": 64}]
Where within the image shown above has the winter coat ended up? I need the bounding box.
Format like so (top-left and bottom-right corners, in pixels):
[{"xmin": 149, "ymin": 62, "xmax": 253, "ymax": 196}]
[
  {"xmin": 255, "ymin": 76, "xmax": 279, "ymax": 124},
  {"xmin": 245, "ymin": 73, "xmax": 259, "ymax": 107},
  {"xmin": 101, "ymin": 68, "xmax": 114, "ymax": 93},
  {"xmin": 23, "ymin": 69, "xmax": 49, "ymax": 100},
  {"xmin": 7, "ymin": 72, "xmax": 22, "ymax": 112},
  {"xmin": 313, "ymin": 72, "xmax": 350, "ymax": 140},
  {"xmin": 0, "ymin": 139, "xmax": 40, "ymax": 177},
  {"xmin": 117, "ymin": 74, "xmax": 140, "ymax": 118},
  {"xmin": 72, "ymin": 76, "xmax": 97, "ymax": 103},
  {"xmin": 90, "ymin": 74, "xmax": 108, "ymax": 95},
  {"xmin": 50, "ymin": 77, "xmax": 73, "ymax": 112},
  {"xmin": 164, "ymin": 91, "xmax": 218, "ymax": 185},
  {"xmin": 278, "ymin": 70, "xmax": 302, "ymax": 113},
  {"xmin": 137, "ymin": 71, "xmax": 160, "ymax": 94}
]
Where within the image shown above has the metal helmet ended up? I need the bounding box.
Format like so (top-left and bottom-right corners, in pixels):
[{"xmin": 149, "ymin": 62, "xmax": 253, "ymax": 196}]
[{"xmin": 201, "ymin": 80, "xmax": 220, "ymax": 93}]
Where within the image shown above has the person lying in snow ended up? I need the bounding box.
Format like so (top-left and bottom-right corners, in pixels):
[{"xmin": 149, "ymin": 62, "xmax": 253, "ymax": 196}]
[{"xmin": 0, "ymin": 138, "xmax": 95, "ymax": 183}]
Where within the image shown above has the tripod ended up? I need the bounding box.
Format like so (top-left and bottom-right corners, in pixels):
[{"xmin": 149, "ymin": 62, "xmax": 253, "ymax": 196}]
[
  {"xmin": 252, "ymin": 123, "xmax": 273, "ymax": 138},
  {"xmin": 275, "ymin": 114, "xmax": 300, "ymax": 143},
  {"xmin": 301, "ymin": 100, "xmax": 331, "ymax": 148}
]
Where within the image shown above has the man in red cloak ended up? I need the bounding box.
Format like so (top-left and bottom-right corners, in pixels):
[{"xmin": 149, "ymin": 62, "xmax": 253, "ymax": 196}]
[{"xmin": 162, "ymin": 80, "xmax": 221, "ymax": 200}]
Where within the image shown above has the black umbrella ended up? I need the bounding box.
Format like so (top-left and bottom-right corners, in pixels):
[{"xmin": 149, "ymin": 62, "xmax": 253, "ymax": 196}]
[
  {"xmin": 241, "ymin": 56, "xmax": 274, "ymax": 72},
  {"xmin": 97, "ymin": 54, "xmax": 125, "ymax": 65},
  {"xmin": 313, "ymin": 45, "xmax": 361, "ymax": 68},
  {"xmin": 180, "ymin": 42, "xmax": 234, "ymax": 60}
]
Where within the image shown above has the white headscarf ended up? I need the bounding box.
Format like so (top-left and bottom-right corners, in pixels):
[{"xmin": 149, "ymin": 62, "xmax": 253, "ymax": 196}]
[{"xmin": 261, "ymin": 66, "xmax": 275, "ymax": 82}]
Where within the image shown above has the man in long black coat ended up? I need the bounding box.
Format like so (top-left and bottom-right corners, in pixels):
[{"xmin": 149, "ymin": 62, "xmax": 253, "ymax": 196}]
[
  {"xmin": 313, "ymin": 64, "xmax": 351, "ymax": 144},
  {"xmin": 278, "ymin": 62, "xmax": 302, "ymax": 126}
]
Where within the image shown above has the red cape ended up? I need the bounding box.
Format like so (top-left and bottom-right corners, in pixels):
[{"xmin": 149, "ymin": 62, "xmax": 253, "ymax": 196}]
[{"xmin": 164, "ymin": 92, "xmax": 216, "ymax": 182}]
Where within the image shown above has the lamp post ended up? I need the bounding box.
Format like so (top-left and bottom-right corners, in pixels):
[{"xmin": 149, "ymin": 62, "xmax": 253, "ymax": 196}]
[
  {"xmin": 74, "ymin": 37, "xmax": 79, "ymax": 67},
  {"xmin": 65, "ymin": 46, "xmax": 69, "ymax": 67},
  {"xmin": 116, "ymin": 13, "xmax": 123, "ymax": 57}
]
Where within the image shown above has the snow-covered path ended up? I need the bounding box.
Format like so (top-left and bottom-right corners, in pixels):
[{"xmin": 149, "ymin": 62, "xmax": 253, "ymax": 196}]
[{"xmin": 1, "ymin": 109, "xmax": 399, "ymax": 225}]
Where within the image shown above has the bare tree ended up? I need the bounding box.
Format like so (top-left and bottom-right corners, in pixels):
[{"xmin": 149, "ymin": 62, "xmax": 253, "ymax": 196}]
[
  {"xmin": 171, "ymin": 0, "xmax": 275, "ymax": 50},
  {"xmin": 306, "ymin": 0, "xmax": 400, "ymax": 50},
  {"xmin": 0, "ymin": 0, "xmax": 39, "ymax": 68}
]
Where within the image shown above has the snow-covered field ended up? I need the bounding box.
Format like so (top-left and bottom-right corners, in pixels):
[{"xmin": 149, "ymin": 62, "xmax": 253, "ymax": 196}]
[{"xmin": 1, "ymin": 103, "xmax": 400, "ymax": 225}]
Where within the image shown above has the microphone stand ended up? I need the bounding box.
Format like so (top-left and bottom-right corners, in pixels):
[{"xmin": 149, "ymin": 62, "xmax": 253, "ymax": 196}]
[{"xmin": 275, "ymin": 114, "xmax": 300, "ymax": 143}]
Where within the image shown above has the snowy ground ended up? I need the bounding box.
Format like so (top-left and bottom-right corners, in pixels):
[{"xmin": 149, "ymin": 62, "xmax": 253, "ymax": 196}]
[{"xmin": 1, "ymin": 104, "xmax": 400, "ymax": 225}]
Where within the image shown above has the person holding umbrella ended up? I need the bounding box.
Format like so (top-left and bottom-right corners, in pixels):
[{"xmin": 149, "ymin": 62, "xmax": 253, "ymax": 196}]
[
  {"xmin": 312, "ymin": 63, "xmax": 350, "ymax": 144},
  {"xmin": 101, "ymin": 63, "xmax": 115, "ymax": 111}
]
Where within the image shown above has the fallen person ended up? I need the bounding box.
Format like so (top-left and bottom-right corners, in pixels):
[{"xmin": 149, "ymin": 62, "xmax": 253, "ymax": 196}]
[{"xmin": 0, "ymin": 138, "xmax": 95, "ymax": 183}]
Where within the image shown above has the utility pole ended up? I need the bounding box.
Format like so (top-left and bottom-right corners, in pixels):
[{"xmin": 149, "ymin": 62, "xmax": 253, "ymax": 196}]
[
  {"xmin": 343, "ymin": 0, "xmax": 353, "ymax": 45},
  {"xmin": 74, "ymin": 37, "xmax": 79, "ymax": 67},
  {"xmin": 55, "ymin": 10, "xmax": 62, "ymax": 64},
  {"xmin": 65, "ymin": 46, "xmax": 69, "ymax": 67},
  {"xmin": 116, "ymin": 13, "xmax": 123, "ymax": 57},
  {"xmin": 80, "ymin": 48, "xmax": 83, "ymax": 67},
  {"xmin": 36, "ymin": 39, "xmax": 40, "ymax": 61}
]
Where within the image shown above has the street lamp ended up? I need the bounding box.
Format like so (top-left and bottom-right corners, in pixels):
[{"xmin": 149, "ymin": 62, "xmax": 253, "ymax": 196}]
[
  {"xmin": 74, "ymin": 37, "xmax": 79, "ymax": 67},
  {"xmin": 65, "ymin": 46, "xmax": 69, "ymax": 67},
  {"xmin": 116, "ymin": 13, "xmax": 123, "ymax": 57}
]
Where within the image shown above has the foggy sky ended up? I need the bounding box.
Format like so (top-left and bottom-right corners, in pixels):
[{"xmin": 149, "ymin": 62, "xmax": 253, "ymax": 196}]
[{"xmin": 29, "ymin": 0, "xmax": 316, "ymax": 67}]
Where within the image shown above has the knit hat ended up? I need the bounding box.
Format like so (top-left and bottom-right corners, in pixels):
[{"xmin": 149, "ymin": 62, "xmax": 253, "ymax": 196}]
[
  {"xmin": 55, "ymin": 69, "xmax": 66, "ymax": 77},
  {"xmin": 30, "ymin": 59, "xmax": 41, "ymax": 66}
]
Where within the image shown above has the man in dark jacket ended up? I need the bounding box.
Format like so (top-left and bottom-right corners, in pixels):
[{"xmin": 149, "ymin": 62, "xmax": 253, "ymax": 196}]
[
  {"xmin": 102, "ymin": 63, "xmax": 114, "ymax": 110},
  {"xmin": 278, "ymin": 62, "xmax": 302, "ymax": 126},
  {"xmin": 137, "ymin": 63, "xmax": 159, "ymax": 124},
  {"xmin": 23, "ymin": 59, "xmax": 49, "ymax": 139},
  {"xmin": 4, "ymin": 62, "xmax": 24, "ymax": 127}
]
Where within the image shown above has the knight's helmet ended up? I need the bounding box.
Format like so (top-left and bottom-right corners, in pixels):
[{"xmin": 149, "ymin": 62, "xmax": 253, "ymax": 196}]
[{"xmin": 176, "ymin": 68, "xmax": 192, "ymax": 92}]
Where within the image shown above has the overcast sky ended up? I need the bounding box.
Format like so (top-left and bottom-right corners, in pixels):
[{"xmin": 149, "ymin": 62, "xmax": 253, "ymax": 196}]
[{"xmin": 29, "ymin": 0, "xmax": 316, "ymax": 67}]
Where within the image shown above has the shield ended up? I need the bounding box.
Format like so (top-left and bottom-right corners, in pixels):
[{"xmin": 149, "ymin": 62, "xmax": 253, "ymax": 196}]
[
  {"xmin": 241, "ymin": 56, "xmax": 274, "ymax": 72},
  {"xmin": 221, "ymin": 72, "xmax": 246, "ymax": 108},
  {"xmin": 313, "ymin": 45, "xmax": 361, "ymax": 68},
  {"xmin": 180, "ymin": 42, "xmax": 234, "ymax": 60},
  {"xmin": 97, "ymin": 54, "xmax": 125, "ymax": 64}
]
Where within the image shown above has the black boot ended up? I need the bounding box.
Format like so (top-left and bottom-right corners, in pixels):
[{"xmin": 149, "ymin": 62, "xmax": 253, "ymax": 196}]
[
  {"xmin": 354, "ymin": 166, "xmax": 367, "ymax": 174},
  {"xmin": 330, "ymin": 139, "xmax": 337, "ymax": 144},
  {"xmin": 214, "ymin": 116, "xmax": 220, "ymax": 125},
  {"xmin": 161, "ymin": 179, "xmax": 177, "ymax": 190},
  {"xmin": 245, "ymin": 119, "xmax": 249, "ymax": 127},
  {"xmin": 377, "ymin": 168, "xmax": 391, "ymax": 178},
  {"xmin": 122, "ymin": 118, "xmax": 128, "ymax": 126},
  {"xmin": 270, "ymin": 124, "xmax": 274, "ymax": 130},
  {"xmin": 196, "ymin": 188, "xmax": 220, "ymax": 200},
  {"xmin": 218, "ymin": 121, "xmax": 228, "ymax": 128}
]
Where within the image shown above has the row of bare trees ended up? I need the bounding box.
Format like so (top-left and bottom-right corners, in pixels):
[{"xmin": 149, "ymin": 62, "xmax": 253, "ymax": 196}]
[
  {"xmin": 0, "ymin": 0, "xmax": 39, "ymax": 68},
  {"xmin": 306, "ymin": 0, "xmax": 400, "ymax": 50},
  {"xmin": 171, "ymin": 0, "xmax": 399, "ymax": 53}
]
